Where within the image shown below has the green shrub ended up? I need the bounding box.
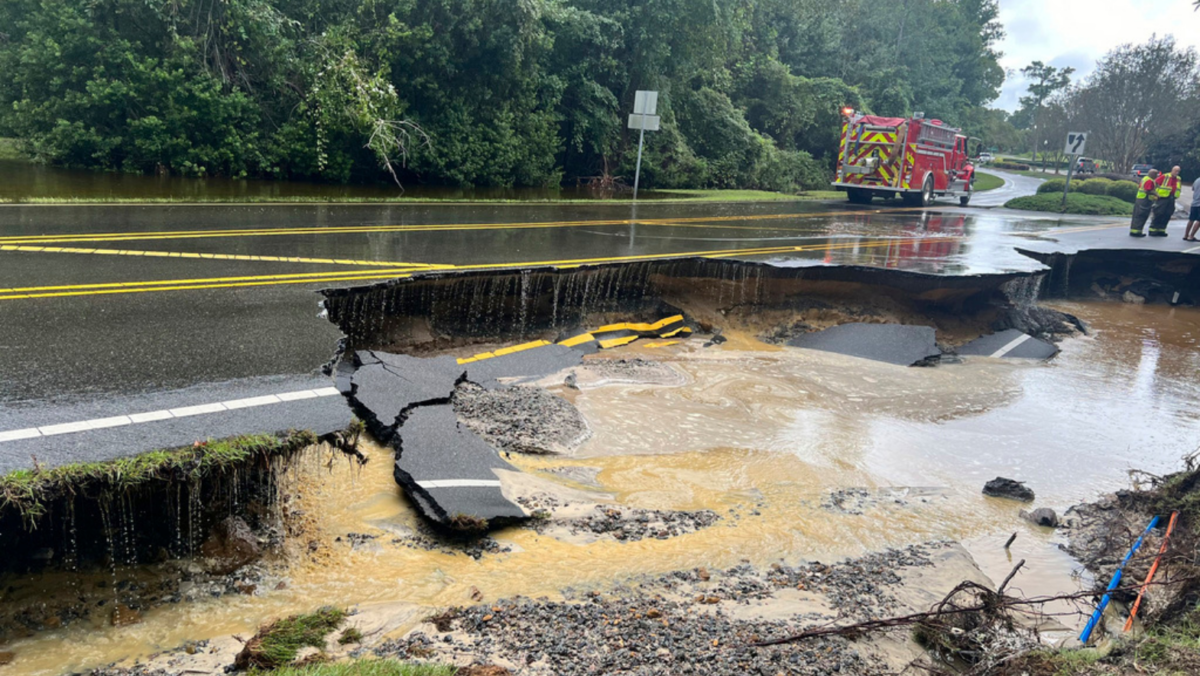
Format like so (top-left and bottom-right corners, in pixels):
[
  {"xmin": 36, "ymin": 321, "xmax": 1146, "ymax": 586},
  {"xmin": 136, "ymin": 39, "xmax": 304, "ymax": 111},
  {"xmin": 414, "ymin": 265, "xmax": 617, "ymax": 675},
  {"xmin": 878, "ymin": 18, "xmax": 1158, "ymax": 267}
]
[
  {"xmin": 1036, "ymin": 178, "xmax": 1080, "ymax": 194},
  {"xmin": 1078, "ymin": 178, "xmax": 1113, "ymax": 195},
  {"xmin": 1005, "ymin": 193, "xmax": 1134, "ymax": 216},
  {"xmin": 992, "ymin": 161, "xmax": 1031, "ymax": 171},
  {"xmin": 1107, "ymin": 180, "xmax": 1140, "ymax": 203}
]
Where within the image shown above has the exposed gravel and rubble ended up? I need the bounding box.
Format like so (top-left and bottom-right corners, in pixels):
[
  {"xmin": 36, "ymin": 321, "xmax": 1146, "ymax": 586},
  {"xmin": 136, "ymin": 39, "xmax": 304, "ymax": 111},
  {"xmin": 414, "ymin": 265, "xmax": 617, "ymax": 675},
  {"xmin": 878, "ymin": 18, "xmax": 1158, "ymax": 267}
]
[
  {"xmin": 381, "ymin": 544, "xmax": 943, "ymax": 676},
  {"xmin": 515, "ymin": 495, "xmax": 722, "ymax": 543},
  {"xmin": 453, "ymin": 382, "xmax": 590, "ymax": 455},
  {"xmin": 580, "ymin": 358, "xmax": 684, "ymax": 385},
  {"xmin": 384, "ymin": 525, "xmax": 512, "ymax": 560},
  {"xmin": 820, "ymin": 487, "xmax": 947, "ymax": 515}
]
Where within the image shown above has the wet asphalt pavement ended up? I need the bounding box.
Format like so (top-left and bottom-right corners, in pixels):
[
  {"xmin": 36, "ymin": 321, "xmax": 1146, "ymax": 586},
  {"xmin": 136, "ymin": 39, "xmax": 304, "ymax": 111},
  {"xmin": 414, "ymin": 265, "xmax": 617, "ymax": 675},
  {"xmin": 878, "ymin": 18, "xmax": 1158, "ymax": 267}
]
[{"xmin": 2, "ymin": 192, "xmax": 1198, "ymax": 471}]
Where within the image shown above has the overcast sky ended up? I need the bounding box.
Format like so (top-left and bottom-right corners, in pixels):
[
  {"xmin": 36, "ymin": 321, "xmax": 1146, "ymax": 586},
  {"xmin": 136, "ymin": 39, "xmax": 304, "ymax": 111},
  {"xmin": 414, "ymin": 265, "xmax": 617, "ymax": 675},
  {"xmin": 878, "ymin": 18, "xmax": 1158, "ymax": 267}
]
[{"xmin": 995, "ymin": 0, "xmax": 1200, "ymax": 111}]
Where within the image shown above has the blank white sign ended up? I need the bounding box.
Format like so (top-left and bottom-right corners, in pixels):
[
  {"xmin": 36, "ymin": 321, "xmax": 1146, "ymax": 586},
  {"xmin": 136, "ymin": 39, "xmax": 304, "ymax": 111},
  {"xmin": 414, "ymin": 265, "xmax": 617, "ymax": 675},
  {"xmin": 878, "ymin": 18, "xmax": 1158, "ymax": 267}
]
[
  {"xmin": 634, "ymin": 90, "xmax": 659, "ymax": 115},
  {"xmin": 628, "ymin": 114, "xmax": 661, "ymax": 131}
]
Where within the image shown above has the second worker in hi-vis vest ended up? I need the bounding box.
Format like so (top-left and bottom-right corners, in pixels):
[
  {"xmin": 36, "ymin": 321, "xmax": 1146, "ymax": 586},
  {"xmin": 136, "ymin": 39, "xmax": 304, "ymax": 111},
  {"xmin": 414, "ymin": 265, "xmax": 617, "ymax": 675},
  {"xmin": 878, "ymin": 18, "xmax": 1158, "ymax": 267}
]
[
  {"xmin": 1130, "ymin": 169, "xmax": 1160, "ymax": 237},
  {"xmin": 1149, "ymin": 166, "xmax": 1183, "ymax": 237}
]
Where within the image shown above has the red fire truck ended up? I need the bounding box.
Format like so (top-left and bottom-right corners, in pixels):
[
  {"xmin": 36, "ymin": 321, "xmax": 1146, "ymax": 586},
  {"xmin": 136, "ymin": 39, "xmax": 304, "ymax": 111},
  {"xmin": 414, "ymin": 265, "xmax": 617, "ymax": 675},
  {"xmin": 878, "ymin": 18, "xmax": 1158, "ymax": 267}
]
[{"xmin": 831, "ymin": 110, "xmax": 976, "ymax": 207}]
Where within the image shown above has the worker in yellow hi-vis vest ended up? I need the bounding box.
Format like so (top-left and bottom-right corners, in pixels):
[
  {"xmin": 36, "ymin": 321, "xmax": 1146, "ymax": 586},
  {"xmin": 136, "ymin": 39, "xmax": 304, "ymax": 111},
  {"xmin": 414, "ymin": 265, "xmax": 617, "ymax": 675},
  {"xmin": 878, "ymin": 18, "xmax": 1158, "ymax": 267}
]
[
  {"xmin": 1130, "ymin": 169, "xmax": 1160, "ymax": 237},
  {"xmin": 1149, "ymin": 166, "xmax": 1183, "ymax": 237}
]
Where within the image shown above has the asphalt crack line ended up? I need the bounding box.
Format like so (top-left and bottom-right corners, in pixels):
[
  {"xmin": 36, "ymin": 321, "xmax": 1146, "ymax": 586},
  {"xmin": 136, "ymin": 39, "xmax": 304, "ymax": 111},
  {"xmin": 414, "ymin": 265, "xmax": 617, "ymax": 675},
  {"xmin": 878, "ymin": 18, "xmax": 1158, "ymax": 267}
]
[{"xmin": 0, "ymin": 387, "xmax": 341, "ymax": 443}]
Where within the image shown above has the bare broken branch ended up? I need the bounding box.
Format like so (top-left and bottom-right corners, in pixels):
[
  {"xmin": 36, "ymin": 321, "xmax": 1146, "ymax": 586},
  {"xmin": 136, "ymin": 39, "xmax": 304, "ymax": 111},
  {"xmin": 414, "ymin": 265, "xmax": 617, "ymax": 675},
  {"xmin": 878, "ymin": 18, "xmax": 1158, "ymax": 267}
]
[{"xmin": 750, "ymin": 575, "xmax": 1200, "ymax": 647}]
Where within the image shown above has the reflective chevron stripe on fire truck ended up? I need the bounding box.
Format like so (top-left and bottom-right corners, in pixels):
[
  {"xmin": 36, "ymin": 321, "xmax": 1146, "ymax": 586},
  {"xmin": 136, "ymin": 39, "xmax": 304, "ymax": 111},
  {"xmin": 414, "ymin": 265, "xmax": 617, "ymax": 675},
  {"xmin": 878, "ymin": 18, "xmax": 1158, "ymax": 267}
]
[{"xmin": 902, "ymin": 144, "xmax": 917, "ymax": 188}]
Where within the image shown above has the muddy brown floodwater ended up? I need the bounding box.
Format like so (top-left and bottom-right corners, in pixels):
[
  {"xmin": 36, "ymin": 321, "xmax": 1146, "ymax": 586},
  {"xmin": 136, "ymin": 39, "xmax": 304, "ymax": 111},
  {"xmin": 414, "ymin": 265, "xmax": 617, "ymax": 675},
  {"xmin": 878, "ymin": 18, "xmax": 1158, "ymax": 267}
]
[{"xmin": 6, "ymin": 301, "xmax": 1200, "ymax": 674}]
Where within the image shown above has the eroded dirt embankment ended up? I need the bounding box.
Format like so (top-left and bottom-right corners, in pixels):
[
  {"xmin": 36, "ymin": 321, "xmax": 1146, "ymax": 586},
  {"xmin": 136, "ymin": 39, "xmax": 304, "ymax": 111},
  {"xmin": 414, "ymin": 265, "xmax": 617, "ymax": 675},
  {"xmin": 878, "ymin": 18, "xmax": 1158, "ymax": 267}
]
[
  {"xmin": 321, "ymin": 257, "xmax": 1073, "ymax": 356},
  {"xmin": 1023, "ymin": 247, "xmax": 1200, "ymax": 305}
]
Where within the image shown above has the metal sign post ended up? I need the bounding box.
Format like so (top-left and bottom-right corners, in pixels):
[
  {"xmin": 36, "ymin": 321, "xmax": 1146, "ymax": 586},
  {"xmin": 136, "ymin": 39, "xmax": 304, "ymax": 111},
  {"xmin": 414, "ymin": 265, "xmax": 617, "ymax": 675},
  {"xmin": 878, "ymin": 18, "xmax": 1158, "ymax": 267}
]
[
  {"xmin": 1062, "ymin": 131, "xmax": 1088, "ymax": 209},
  {"xmin": 629, "ymin": 91, "xmax": 660, "ymax": 200}
]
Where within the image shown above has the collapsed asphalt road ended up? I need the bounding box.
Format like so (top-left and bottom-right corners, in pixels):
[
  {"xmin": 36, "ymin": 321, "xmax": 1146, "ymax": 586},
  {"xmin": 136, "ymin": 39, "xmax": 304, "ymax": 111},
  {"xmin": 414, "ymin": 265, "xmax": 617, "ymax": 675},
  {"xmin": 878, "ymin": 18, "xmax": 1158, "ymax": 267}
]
[{"xmin": 342, "ymin": 321, "xmax": 689, "ymax": 527}]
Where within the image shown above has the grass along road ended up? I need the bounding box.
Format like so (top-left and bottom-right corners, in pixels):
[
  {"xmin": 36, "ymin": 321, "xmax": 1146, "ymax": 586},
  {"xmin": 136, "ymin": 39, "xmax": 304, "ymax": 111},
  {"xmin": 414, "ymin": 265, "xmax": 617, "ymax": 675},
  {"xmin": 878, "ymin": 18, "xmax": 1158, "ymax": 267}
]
[{"xmin": 973, "ymin": 170, "xmax": 1005, "ymax": 192}]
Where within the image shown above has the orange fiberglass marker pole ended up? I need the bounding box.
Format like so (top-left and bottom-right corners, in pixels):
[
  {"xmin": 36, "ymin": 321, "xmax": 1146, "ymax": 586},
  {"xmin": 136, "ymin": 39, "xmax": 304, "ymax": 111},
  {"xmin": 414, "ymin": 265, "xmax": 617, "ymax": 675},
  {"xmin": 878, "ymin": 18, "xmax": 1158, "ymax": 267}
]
[{"xmin": 1124, "ymin": 511, "xmax": 1180, "ymax": 632}]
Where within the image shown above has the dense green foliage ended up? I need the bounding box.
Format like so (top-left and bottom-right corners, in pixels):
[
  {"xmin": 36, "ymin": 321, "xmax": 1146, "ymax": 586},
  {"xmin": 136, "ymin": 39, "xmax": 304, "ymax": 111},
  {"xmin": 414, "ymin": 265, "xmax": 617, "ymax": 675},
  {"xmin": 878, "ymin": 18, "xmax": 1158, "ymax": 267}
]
[
  {"xmin": 1106, "ymin": 180, "xmax": 1140, "ymax": 204},
  {"xmin": 1006, "ymin": 193, "xmax": 1134, "ymax": 216},
  {"xmin": 1035, "ymin": 177, "xmax": 1140, "ymax": 204},
  {"xmin": 1077, "ymin": 177, "xmax": 1112, "ymax": 196},
  {"xmin": 0, "ymin": 0, "xmax": 1004, "ymax": 191},
  {"xmin": 1036, "ymin": 179, "xmax": 1079, "ymax": 195}
]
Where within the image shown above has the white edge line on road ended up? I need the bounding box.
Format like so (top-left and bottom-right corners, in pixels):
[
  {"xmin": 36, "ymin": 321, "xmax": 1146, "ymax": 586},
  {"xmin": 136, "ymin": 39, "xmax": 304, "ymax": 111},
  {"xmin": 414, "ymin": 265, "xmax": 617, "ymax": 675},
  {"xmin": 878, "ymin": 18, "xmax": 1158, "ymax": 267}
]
[
  {"xmin": 222, "ymin": 394, "xmax": 283, "ymax": 410},
  {"xmin": 416, "ymin": 480, "xmax": 504, "ymax": 489},
  {"xmin": 277, "ymin": 390, "xmax": 320, "ymax": 402},
  {"xmin": 0, "ymin": 387, "xmax": 341, "ymax": 444},
  {"xmin": 169, "ymin": 402, "xmax": 228, "ymax": 417},
  {"xmin": 129, "ymin": 410, "xmax": 174, "ymax": 423},
  {"xmin": 0, "ymin": 428, "xmax": 43, "ymax": 443},
  {"xmin": 989, "ymin": 333, "xmax": 1033, "ymax": 359}
]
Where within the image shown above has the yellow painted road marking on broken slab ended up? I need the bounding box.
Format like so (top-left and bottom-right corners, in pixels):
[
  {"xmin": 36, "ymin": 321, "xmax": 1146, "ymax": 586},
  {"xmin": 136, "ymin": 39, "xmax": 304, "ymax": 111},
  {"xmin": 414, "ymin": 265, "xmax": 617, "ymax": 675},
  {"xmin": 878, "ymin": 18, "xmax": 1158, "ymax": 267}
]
[
  {"xmin": 595, "ymin": 315, "xmax": 684, "ymax": 333},
  {"xmin": 457, "ymin": 340, "xmax": 554, "ymax": 364},
  {"xmin": 557, "ymin": 332, "xmax": 597, "ymax": 348},
  {"xmin": 598, "ymin": 335, "xmax": 641, "ymax": 349},
  {"xmin": 643, "ymin": 341, "xmax": 682, "ymax": 348}
]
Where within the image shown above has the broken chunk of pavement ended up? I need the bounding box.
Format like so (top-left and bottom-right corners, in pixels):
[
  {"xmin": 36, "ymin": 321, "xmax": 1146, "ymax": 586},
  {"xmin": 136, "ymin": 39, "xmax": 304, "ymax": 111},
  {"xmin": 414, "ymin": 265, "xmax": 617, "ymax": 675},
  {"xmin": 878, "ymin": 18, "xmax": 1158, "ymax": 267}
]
[
  {"xmin": 1020, "ymin": 507, "xmax": 1059, "ymax": 528},
  {"xmin": 462, "ymin": 344, "xmax": 583, "ymax": 389},
  {"xmin": 346, "ymin": 351, "xmax": 465, "ymax": 436},
  {"xmin": 394, "ymin": 404, "xmax": 526, "ymax": 527},
  {"xmin": 983, "ymin": 477, "xmax": 1035, "ymax": 502},
  {"xmin": 341, "ymin": 345, "xmax": 585, "ymax": 529},
  {"xmin": 786, "ymin": 323, "xmax": 940, "ymax": 366},
  {"xmin": 957, "ymin": 329, "xmax": 1059, "ymax": 360}
]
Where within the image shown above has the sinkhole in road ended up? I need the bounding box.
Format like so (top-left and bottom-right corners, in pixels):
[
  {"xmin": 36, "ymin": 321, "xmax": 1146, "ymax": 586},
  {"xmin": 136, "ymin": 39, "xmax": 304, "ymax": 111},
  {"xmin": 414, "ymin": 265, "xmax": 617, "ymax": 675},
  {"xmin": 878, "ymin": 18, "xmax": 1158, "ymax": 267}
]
[{"xmin": 3, "ymin": 258, "xmax": 1200, "ymax": 674}]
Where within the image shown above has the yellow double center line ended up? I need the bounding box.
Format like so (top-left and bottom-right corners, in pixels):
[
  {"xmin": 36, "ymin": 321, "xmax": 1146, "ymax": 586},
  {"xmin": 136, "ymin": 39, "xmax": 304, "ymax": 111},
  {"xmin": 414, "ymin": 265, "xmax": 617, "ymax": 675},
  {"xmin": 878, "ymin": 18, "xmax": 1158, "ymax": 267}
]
[
  {"xmin": 0, "ymin": 236, "xmax": 961, "ymax": 301},
  {"xmin": 0, "ymin": 269, "xmax": 423, "ymax": 300},
  {"xmin": 0, "ymin": 206, "xmax": 931, "ymax": 246},
  {"xmin": 0, "ymin": 244, "xmax": 446, "ymax": 269}
]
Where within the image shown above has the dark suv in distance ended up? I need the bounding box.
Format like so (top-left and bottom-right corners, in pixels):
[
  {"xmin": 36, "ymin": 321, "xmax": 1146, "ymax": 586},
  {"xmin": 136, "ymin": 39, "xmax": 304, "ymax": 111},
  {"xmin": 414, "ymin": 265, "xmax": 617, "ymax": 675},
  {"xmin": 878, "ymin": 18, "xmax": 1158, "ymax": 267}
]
[{"xmin": 1131, "ymin": 164, "xmax": 1155, "ymax": 179}]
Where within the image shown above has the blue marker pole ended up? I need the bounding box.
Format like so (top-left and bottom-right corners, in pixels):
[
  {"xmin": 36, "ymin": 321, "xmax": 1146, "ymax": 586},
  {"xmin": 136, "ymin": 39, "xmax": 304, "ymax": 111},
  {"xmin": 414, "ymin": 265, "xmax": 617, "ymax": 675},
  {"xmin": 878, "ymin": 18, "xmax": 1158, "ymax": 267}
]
[{"xmin": 1079, "ymin": 515, "xmax": 1160, "ymax": 644}]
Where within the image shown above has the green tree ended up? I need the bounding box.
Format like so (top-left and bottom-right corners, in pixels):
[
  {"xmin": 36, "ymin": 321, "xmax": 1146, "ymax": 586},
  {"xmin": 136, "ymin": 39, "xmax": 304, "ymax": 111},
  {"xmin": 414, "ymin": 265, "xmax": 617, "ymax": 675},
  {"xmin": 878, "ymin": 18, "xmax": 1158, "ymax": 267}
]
[{"xmin": 1015, "ymin": 61, "xmax": 1074, "ymax": 164}]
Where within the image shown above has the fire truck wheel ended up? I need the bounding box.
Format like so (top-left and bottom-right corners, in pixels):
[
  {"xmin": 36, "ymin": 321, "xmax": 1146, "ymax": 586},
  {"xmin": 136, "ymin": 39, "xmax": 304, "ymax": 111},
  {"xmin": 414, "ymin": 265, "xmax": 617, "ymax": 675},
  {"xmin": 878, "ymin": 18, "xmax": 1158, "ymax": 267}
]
[
  {"xmin": 920, "ymin": 175, "xmax": 935, "ymax": 207},
  {"xmin": 846, "ymin": 188, "xmax": 873, "ymax": 204},
  {"xmin": 960, "ymin": 186, "xmax": 972, "ymax": 207}
]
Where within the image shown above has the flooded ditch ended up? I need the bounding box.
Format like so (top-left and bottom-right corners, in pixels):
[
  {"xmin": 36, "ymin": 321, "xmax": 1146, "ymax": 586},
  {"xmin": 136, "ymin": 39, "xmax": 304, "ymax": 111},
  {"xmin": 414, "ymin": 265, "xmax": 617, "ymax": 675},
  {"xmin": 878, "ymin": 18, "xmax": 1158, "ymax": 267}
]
[{"xmin": 3, "ymin": 253, "xmax": 1200, "ymax": 674}]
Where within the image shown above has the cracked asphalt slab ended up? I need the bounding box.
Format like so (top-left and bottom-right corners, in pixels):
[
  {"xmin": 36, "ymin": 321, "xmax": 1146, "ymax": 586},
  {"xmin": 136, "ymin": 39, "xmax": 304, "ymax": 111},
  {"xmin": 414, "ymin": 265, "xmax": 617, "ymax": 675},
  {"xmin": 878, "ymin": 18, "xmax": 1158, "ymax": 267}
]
[
  {"xmin": 348, "ymin": 352, "xmax": 465, "ymax": 433},
  {"xmin": 957, "ymin": 329, "xmax": 1059, "ymax": 360},
  {"xmin": 395, "ymin": 404, "xmax": 526, "ymax": 523},
  {"xmin": 787, "ymin": 323, "xmax": 941, "ymax": 366},
  {"xmin": 343, "ymin": 345, "xmax": 584, "ymax": 525}
]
